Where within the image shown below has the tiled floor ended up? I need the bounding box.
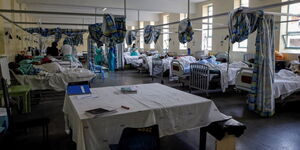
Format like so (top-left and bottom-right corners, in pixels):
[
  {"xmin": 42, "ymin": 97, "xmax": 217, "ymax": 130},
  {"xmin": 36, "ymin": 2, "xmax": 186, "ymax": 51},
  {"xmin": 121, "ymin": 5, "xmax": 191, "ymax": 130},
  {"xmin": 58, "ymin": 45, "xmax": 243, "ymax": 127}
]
[{"xmin": 2, "ymin": 70, "xmax": 300, "ymax": 150}]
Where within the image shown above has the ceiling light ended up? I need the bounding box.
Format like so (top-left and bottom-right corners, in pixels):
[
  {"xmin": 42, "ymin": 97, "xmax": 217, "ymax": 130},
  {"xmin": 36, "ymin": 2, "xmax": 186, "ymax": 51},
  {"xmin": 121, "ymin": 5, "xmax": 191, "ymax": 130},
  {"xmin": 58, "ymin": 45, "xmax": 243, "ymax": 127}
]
[{"xmin": 102, "ymin": 8, "xmax": 107, "ymax": 12}]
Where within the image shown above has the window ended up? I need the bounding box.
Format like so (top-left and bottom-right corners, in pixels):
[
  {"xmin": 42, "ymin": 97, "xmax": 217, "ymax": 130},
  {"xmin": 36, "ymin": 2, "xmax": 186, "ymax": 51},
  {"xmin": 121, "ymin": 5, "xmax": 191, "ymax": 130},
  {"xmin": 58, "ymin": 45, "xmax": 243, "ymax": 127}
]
[
  {"xmin": 163, "ymin": 15, "xmax": 169, "ymax": 50},
  {"xmin": 232, "ymin": 0, "xmax": 249, "ymax": 52},
  {"xmin": 150, "ymin": 21, "xmax": 155, "ymax": 49},
  {"xmin": 202, "ymin": 4, "xmax": 213, "ymax": 51},
  {"xmin": 139, "ymin": 22, "xmax": 144, "ymax": 49},
  {"xmin": 234, "ymin": 0, "xmax": 249, "ymax": 9},
  {"xmin": 240, "ymin": 0, "xmax": 249, "ymax": 7},
  {"xmin": 281, "ymin": 1, "xmax": 300, "ymax": 49},
  {"xmin": 179, "ymin": 13, "xmax": 188, "ymax": 50}
]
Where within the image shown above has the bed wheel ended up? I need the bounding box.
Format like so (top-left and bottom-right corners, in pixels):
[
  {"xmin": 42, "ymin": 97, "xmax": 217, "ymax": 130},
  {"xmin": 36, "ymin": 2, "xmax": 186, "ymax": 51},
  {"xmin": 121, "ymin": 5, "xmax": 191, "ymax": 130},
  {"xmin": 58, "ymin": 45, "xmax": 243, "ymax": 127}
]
[{"xmin": 161, "ymin": 80, "xmax": 164, "ymax": 84}]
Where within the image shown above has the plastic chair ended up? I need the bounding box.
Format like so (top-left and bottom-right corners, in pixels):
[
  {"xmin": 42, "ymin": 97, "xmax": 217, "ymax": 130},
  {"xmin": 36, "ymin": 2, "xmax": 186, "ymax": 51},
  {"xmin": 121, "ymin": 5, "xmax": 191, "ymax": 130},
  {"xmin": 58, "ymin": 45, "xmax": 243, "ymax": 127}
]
[
  {"xmin": 89, "ymin": 61, "xmax": 105, "ymax": 81},
  {"xmin": 0, "ymin": 85, "xmax": 31, "ymax": 113}
]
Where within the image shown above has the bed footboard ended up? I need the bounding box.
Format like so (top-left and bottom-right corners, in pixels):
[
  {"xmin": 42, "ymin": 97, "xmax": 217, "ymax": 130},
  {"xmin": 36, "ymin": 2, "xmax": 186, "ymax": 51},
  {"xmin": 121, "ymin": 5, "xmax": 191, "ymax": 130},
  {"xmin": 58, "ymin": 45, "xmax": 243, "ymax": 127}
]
[{"xmin": 189, "ymin": 63, "xmax": 222, "ymax": 95}]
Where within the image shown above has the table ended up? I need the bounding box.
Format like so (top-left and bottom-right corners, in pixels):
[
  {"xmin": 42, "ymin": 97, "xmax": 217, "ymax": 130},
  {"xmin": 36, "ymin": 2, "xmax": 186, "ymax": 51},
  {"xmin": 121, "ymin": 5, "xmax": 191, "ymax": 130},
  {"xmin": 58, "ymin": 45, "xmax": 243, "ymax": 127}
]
[
  {"xmin": 0, "ymin": 85, "xmax": 31, "ymax": 113},
  {"xmin": 63, "ymin": 83, "xmax": 229, "ymax": 150}
]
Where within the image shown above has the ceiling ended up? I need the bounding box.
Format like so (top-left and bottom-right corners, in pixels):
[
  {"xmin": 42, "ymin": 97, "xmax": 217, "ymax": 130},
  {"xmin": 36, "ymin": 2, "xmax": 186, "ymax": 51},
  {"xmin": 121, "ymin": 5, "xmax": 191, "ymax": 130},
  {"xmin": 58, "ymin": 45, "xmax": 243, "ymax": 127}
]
[{"xmin": 17, "ymin": 0, "xmax": 207, "ymax": 29}]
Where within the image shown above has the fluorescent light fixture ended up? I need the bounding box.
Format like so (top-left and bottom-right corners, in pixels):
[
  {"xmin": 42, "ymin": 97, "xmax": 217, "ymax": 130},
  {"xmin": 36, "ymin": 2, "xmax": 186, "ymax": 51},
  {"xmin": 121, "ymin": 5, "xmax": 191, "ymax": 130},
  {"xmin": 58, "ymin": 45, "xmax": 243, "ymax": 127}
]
[{"xmin": 102, "ymin": 8, "xmax": 107, "ymax": 12}]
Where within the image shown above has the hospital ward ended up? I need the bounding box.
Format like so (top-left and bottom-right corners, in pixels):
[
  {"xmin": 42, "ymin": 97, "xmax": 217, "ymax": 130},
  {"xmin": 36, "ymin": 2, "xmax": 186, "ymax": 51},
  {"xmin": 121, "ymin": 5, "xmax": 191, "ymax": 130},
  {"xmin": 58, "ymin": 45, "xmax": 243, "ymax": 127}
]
[{"xmin": 1, "ymin": 0, "xmax": 300, "ymax": 150}]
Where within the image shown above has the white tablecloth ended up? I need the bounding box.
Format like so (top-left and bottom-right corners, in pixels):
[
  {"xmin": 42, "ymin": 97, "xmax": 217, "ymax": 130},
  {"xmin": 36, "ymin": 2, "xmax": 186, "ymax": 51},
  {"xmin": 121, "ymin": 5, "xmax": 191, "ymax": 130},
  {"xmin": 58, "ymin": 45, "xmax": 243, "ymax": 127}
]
[{"xmin": 63, "ymin": 83, "xmax": 229, "ymax": 150}]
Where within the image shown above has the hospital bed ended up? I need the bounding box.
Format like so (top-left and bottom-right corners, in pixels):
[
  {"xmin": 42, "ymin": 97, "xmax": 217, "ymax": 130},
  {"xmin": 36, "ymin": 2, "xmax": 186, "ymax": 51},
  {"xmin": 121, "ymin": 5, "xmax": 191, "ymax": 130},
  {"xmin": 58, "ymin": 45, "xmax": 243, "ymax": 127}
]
[
  {"xmin": 123, "ymin": 52, "xmax": 143, "ymax": 67},
  {"xmin": 11, "ymin": 63, "xmax": 96, "ymax": 91},
  {"xmin": 236, "ymin": 68, "xmax": 300, "ymax": 100},
  {"xmin": 170, "ymin": 56, "xmax": 197, "ymax": 79},
  {"xmin": 151, "ymin": 56, "xmax": 174, "ymax": 83},
  {"xmin": 189, "ymin": 63, "xmax": 222, "ymax": 96},
  {"xmin": 171, "ymin": 59, "xmax": 190, "ymax": 78},
  {"xmin": 189, "ymin": 61, "xmax": 249, "ymax": 95}
]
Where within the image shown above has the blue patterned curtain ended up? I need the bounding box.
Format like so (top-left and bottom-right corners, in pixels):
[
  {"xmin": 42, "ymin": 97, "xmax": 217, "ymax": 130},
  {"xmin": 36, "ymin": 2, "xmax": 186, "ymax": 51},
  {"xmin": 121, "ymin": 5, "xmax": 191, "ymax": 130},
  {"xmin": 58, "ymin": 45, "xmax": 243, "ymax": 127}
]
[
  {"xmin": 88, "ymin": 23, "xmax": 104, "ymax": 47},
  {"xmin": 228, "ymin": 8, "xmax": 275, "ymax": 117},
  {"xmin": 178, "ymin": 19, "xmax": 194, "ymax": 44}
]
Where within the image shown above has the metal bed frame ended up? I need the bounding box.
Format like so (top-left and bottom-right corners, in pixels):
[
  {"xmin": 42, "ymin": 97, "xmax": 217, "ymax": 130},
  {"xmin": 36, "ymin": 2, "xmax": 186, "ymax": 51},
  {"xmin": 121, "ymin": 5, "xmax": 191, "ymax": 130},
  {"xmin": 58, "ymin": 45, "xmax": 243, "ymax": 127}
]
[
  {"xmin": 170, "ymin": 59, "xmax": 190, "ymax": 86},
  {"xmin": 151, "ymin": 57, "xmax": 164, "ymax": 84},
  {"xmin": 137, "ymin": 55, "xmax": 149, "ymax": 73},
  {"xmin": 171, "ymin": 60, "xmax": 186, "ymax": 77},
  {"xmin": 189, "ymin": 63, "xmax": 222, "ymax": 97}
]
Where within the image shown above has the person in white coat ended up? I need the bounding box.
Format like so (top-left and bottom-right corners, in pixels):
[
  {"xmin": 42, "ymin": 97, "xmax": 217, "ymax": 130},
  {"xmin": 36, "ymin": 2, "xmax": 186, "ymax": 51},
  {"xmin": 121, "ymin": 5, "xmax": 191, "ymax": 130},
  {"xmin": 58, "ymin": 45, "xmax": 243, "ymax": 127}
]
[{"xmin": 61, "ymin": 38, "xmax": 80, "ymax": 63}]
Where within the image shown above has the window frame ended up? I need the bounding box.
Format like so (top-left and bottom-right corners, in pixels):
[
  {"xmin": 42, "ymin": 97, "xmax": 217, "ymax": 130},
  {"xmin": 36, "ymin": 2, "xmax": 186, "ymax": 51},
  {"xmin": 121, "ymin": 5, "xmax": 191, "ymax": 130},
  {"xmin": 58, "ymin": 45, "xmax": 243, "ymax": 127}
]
[
  {"xmin": 202, "ymin": 4, "xmax": 213, "ymax": 51},
  {"xmin": 282, "ymin": 2, "xmax": 300, "ymax": 49}
]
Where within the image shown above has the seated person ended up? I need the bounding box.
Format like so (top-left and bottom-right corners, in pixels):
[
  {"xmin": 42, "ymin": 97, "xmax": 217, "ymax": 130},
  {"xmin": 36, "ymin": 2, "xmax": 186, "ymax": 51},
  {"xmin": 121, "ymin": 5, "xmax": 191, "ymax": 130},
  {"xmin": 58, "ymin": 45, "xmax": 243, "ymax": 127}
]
[
  {"xmin": 46, "ymin": 42, "xmax": 59, "ymax": 56},
  {"xmin": 9, "ymin": 62, "xmax": 41, "ymax": 75}
]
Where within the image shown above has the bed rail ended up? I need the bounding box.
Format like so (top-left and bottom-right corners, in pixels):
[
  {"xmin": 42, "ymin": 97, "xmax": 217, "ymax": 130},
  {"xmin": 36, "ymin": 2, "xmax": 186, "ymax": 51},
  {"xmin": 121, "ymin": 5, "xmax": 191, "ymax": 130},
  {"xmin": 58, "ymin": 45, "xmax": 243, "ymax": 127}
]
[
  {"xmin": 235, "ymin": 68, "xmax": 253, "ymax": 92},
  {"xmin": 189, "ymin": 63, "xmax": 222, "ymax": 96},
  {"xmin": 189, "ymin": 63, "xmax": 210, "ymax": 93}
]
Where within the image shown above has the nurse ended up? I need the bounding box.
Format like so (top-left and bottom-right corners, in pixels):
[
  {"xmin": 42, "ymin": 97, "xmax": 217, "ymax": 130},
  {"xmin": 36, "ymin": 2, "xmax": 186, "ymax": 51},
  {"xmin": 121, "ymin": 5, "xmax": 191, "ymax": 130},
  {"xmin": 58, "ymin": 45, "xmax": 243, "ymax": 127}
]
[{"xmin": 61, "ymin": 38, "xmax": 79, "ymax": 63}]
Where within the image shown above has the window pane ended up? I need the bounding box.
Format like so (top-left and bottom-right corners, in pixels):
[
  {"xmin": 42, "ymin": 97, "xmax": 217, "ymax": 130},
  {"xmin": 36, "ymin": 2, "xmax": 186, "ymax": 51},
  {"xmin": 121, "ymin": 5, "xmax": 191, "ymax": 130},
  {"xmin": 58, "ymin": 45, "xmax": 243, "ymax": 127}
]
[
  {"xmin": 140, "ymin": 22, "xmax": 144, "ymax": 49},
  {"xmin": 202, "ymin": 4, "xmax": 213, "ymax": 51},
  {"xmin": 163, "ymin": 15, "xmax": 169, "ymax": 50},
  {"xmin": 240, "ymin": 0, "xmax": 249, "ymax": 7},
  {"xmin": 284, "ymin": 2, "xmax": 300, "ymax": 48},
  {"xmin": 239, "ymin": 39, "xmax": 248, "ymax": 48}
]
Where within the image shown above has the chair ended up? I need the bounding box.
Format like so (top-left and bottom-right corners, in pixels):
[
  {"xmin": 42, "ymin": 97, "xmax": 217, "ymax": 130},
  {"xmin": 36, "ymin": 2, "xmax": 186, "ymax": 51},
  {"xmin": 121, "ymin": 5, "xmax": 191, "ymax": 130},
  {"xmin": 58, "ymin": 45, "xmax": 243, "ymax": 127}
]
[
  {"xmin": 110, "ymin": 125, "xmax": 160, "ymax": 150},
  {"xmin": 0, "ymin": 85, "xmax": 31, "ymax": 113},
  {"xmin": 1, "ymin": 78, "xmax": 50, "ymax": 143},
  {"xmin": 89, "ymin": 61, "xmax": 105, "ymax": 81}
]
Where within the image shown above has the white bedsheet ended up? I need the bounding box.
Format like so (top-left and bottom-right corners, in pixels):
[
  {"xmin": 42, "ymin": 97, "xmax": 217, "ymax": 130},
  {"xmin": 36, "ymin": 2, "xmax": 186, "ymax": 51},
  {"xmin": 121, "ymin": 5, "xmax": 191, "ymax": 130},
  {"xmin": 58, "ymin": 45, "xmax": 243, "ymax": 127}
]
[
  {"xmin": 14, "ymin": 67, "xmax": 96, "ymax": 91},
  {"xmin": 50, "ymin": 57, "xmax": 82, "ymax": 69},
  {"xmin": 274, "ymin": 69, "xmax": 300, "ymax": 99},
  {"xmin": 63, "ymin": 83, "xmax": 229, "ymax": 150},
  {"xmin": 123, "ymin": 52, "xmax": 142, "ymax": 66}
]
